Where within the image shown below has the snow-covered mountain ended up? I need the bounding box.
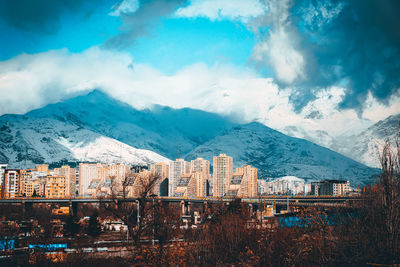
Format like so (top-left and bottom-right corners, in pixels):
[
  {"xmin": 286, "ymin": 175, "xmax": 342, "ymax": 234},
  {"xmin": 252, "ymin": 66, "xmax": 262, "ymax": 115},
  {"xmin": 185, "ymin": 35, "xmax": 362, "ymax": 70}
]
[
  {"xmin": 333, "ymin": 114, "xmax": 400, "ymax": 168},
  {"xmin": 0, "ymin": 89, "xmax": 379, "ymax": 185},
  {"xmin": 185, "ymin": 122, "xmax": 379, "ymax": 185},
  {"xmin": 274, "ymin": 176, "xmax": 305, "ymax": 183},
  {"xmin": 26, "ymin": 90, "xmax": 237, "ymax": 159},
  {"xmin": 0, "ymin": 116, "xmax": 170, "ymax": 168},
  {"xmin": 281, "ymin": 125, "xmax": 336, "ymax": 149}
]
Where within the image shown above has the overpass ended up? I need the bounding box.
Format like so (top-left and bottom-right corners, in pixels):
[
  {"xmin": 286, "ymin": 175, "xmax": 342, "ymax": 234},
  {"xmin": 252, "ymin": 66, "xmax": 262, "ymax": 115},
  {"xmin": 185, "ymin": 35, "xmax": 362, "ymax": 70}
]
[{"xmin": 0, "ymin": 195, "xmax": 363, "ymax": 205}]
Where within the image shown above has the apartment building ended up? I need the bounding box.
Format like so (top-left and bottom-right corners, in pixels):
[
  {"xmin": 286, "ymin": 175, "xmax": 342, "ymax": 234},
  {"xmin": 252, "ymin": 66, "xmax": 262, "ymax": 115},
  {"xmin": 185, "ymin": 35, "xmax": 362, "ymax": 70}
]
[
  {"xmin": 169, "ymin": 159, "xmax": 190, "ymax": 197},
  {"xmin": 212, "ymin": 154, "xmax": 233, "ymax": 197}
]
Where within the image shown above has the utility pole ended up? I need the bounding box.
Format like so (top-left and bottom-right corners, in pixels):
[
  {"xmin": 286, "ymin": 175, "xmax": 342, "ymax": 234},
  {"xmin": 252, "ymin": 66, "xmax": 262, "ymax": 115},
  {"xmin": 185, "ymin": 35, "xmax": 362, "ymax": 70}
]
[
  {"xmin": 126, "ymin": 225, "xmax": 129, "ymax": 247},
  {"xmin": 152, "ymin": 197, "xmax": 155, "ymax": 246},
  {"xmin": 286, "ymin": 183, "xmax": 290, "ymax": 212},
  {"xmin": 137, "ymin": 200, "xmax": 140, "ymax": 229}
]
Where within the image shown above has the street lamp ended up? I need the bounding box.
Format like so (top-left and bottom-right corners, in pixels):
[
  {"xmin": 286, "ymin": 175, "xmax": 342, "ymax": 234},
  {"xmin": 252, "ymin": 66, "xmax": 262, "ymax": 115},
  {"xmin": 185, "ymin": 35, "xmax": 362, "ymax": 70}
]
[{"xmin": 150, "ymin": 194, "xmax": 157, "ymax": 246}]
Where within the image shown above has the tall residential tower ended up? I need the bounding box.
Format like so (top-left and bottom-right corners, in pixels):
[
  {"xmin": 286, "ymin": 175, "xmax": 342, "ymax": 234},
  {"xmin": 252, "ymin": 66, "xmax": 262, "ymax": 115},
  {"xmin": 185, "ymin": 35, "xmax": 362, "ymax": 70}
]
[{"xmin": 212, "ymin": 154, "xmax": 233, "ymax": 197}]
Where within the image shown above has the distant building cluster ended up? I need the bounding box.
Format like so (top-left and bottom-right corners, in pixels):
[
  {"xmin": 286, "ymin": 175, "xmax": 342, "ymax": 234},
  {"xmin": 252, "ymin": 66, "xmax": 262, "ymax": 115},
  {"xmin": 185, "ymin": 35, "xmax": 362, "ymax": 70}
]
[
  {"xmin": 258, "ymin": 177, "xmax": 353, "ymax": 196},
  {"xmin": 0, "ymin": 164, "xmax": 76, "ymax": 198},
  {"xmin": 0, "ymin": 154, "xmax": 258, "ymax": 199},
  {"xmin": 311, "ymin": 180, "xmax": 351, "ymax": 196},
  {"xmin": 0, "ymin": 154, "xmax": 354, "ymax": 199},
  {"xmin": 258, "ymin": 177, "xmax": 308, "ymax": 195}
]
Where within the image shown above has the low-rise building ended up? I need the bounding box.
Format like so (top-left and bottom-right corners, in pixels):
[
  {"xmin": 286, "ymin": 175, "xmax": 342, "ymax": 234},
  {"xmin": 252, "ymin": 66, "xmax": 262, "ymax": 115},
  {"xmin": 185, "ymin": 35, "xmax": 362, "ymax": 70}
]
[
  {"xmin": 312, "ymin": 180, "xmax": 350, "ymax": 196},
  {"xmin": 4, "ymin": 169, "xmax": 21, "ymax": 198},
  {"xmin": 45, "ymin": 175, "xmax": 67, "ymax": 198}
]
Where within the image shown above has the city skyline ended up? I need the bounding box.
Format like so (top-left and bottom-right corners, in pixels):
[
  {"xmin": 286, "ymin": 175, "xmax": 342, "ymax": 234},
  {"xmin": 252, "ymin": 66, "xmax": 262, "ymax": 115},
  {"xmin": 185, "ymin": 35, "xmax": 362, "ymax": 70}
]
[{"xmin": 0, "ymin": 151, "xmax": 357, "ymax": 200}]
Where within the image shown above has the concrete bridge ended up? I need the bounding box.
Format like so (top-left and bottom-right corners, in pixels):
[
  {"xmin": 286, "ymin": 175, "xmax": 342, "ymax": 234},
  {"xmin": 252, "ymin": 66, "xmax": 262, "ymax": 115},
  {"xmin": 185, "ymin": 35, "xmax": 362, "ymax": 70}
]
[
  {"xmin": 0, "ymin": 195, "xmax": 362, "ymax": 216},
  {"xmin": 0, "ymin": 195, "xmax": 362, "ymax": 205}
]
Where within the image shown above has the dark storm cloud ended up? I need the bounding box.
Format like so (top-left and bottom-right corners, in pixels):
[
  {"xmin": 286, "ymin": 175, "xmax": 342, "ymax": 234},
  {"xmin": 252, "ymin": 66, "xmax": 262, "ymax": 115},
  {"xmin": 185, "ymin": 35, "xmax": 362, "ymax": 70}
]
[
  {"xmin": 104, "ymin": 0, "xmax": 187, "ymax": 49},
  {"xmin": 255, "ymin": 0, "xmax": 400, "ymax": 111},
  {"xmin": 0, "ymin": 0, "xmax": 103, "ymax": 34}
]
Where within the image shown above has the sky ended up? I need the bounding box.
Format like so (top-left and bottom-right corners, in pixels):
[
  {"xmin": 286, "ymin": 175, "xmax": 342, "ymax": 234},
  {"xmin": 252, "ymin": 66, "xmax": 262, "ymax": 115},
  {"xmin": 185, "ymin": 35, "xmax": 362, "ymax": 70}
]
[{"xmin": 0, "ymin": 0, "xmax": 399, "ymax": 138}]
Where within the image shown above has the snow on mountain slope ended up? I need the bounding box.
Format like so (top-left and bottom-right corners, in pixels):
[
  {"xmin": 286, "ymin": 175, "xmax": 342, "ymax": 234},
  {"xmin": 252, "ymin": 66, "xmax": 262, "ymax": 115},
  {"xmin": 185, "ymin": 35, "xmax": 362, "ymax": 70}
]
[
  {"xmin": 0, "ymin": 116, "xmax": 169, "ymax": 168},
  {"xmin": 333, "ymin": 114, "xmax": 400, "ymax": 168},
  {"xmin": 0, "ymin": 89, "xmax": 380, "ymax": 185},
  {"xmin": 281, "ymin": 125, "xmax": 336, "ymax": 149},
  {"xmin": 26, "ymin": 90, "xmax": 237, "ymax": 159},
  {"xmin": 274, "ymin": 176, "xmax": 305, "ymax": 183},
  {"xmin": 185, "ymin": 122, "xmax": 379, "ymax": 185}
]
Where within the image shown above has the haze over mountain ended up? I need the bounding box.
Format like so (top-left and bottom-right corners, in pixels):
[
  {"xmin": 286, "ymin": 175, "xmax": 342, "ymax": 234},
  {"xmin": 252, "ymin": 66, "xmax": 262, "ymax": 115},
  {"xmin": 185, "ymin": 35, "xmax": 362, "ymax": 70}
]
[
  {"xmin": 333, "ymin": 114, "xmax": 400, "ymax": 168},
  {"xmin": 0, "ymin": 90, "xmax": 380, "ymax": 185},
  {"xmin": 185, "ymin": 122, "xmax": 378, "ymax": 185}
]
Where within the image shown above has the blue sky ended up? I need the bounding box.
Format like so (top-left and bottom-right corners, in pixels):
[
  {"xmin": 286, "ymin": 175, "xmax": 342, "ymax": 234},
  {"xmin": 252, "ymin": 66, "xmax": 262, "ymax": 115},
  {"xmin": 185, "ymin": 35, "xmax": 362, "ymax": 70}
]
[
  {"xmin": 129, "ymin": 18, "xmax": 256, "ymax": 74},
  {"xmin": 0, "ymin": 1, "xmax": 257, "ymax": 74},
  {"xmin": 0, "ymin": 0, "xmax": 399, "ymax": 137}
]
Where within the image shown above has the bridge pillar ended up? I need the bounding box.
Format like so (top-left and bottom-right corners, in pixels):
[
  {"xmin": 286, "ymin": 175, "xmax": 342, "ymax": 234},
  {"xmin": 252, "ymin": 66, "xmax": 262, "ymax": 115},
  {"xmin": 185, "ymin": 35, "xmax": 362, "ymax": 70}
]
[
  {"xmin": 253, "ymin": 203, "xmax": 259, "ymax": 213},
  {"xmin": 180, "ymin": 200, "xmax": 186, "ymax": 216},
  {"xmin": 21, "ymin": 201, "xmax": 25, "ymax": 217},
  {"xmin": 26, "ymin": 202, "xmax": 32, "ymax": 215},
  {"xmin": 203, "ymin": 201, "xmax": 208, "ymax": 213},
  {"xmin": 69, "ymin": 201, "xmax": 78, "ymax": 217}
]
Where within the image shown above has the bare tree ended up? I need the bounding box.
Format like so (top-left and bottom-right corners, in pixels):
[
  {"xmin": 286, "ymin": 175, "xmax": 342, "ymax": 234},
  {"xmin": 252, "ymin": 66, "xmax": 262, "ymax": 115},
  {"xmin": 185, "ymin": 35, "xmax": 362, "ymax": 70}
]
[
  {"xmin": 377, "ymin": 131, "xmax": 400, "ymax": 262},
  {"xmin": 100, "ymin": 172, "xmax": 161, "ymax": 247}
]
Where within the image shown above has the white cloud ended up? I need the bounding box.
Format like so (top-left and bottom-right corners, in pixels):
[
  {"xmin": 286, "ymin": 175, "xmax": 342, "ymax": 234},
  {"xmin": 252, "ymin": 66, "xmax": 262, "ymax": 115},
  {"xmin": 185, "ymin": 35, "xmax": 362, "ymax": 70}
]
[
  {"xmin": 109, "ymin": 0, "xmax": 140, "ymax": 16},
  {"xmin": 362, "ymin": 91, "xmax": 400, "ymax": 122},
  {"xmin": 0, "ymin": 47, "xmax": 396, "ymax": 141},
  {"xmin": 175, "ymin": 0, "xmax": 266, "ymax": 22},
  {"xmin": 250, "ymin": 0, "xmax": 306, "ymax": 85}
]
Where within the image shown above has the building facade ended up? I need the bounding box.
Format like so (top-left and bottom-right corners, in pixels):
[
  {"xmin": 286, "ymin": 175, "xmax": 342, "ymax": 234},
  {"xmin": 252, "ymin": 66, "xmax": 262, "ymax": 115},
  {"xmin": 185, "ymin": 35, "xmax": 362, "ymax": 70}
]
[
  {"xmin": 235, "ymin": 165, "xmax": 258, "ymax": 197},
  {"xmin": 190, "ymin": 158, "xmax": 210, "ymax": 174},
  {"xmin": 46, "ymin": 175, "xmax": 67, "ymax": 198},
  {"xmin": 150, "ymin": 162, "xmax": 169, "ymax": 196},
  {"xmin": 54, "ymin": 165, "xmax": 76, "ymax": 197},
  {"xmin": 169, "ymin": 159, "xmax": 190, "ymax": 197},
  {"xmin": 4, "ymin": 169, "xmax": 21, "ymax": 198},
  {"xmin": 78, "ymin": 163, "xmax": 98, "ymax": 196},
  {"xmin": 312, "ymin": 180, "xmax": 350, "ymax": 196},
  {"xmin": 212, "ymin": 154, "xmax": 233, "ymax": 197},
  {"xmin": 0, "ymin": 164, "xmax": 7, "ymax": 197}
]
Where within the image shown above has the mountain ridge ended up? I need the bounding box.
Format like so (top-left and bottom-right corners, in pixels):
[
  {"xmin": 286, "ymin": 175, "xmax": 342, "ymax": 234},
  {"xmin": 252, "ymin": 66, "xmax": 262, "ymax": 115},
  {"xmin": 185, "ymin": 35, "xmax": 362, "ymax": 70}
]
[
  {"xmin": 0, "ymin": 89, "xmax": 380, "ymax": 185},
  {"xmin": 185, "ymin": 122, "xmax": 379, "ymax": 185}
]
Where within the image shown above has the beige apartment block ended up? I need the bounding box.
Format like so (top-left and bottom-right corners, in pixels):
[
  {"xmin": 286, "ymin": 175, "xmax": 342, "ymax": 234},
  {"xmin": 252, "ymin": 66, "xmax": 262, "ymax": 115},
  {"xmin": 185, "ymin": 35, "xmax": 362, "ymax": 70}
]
[
  {"xmin": 3, "ymin": 170, "xmax": 21, "ymax": 198},
  {"xmin": 235, "ymin": 165, "xmax": 258, "ymax": 197},
  {"xmin": 54, "ymin": 165, "xmax": 76, "ymax": 197},
  {"xmin": 150, "ymin": 162, "xmax": 169, "ymax": 196},
  {"xmin": 213, "ymin": 154, "xmax": 233, "ymax": 197},
  {"xmin": 46, "ymin": 175, "xmax": 67, "ymax": 198},
  {"xmin": 79, "ymin": 163, "xmax": 98, "ymax": 196},
  {"xmin": 36, "ymin": 164, "xmax": 49, "ymax": 173},
  {"xmin": 169, "ymin": 159, "xmax": 191, "ymax": 197},
  {"xmin": 190, "ymin": 158, "xmax": 210, "ymax": 174}
]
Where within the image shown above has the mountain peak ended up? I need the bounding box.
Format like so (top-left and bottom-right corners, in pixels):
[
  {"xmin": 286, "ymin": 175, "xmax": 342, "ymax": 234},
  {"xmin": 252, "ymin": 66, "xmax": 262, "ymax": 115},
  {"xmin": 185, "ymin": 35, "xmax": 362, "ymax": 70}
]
[{"xmin": 85, "ymin": 89, "xmax": 114, "ymax": 100}]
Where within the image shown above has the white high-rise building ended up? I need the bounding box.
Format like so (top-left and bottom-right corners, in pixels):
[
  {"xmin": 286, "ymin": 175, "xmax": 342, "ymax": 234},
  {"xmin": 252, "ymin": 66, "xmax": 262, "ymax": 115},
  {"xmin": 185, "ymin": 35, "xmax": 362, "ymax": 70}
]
[
  {"xmin": 150, "ymin": 162, "xmax": 169, "ymax": 196},
  {"xmin": 4, "ymin": 169, "xmax": 20, "ymax": 198},
  {"xmin": 190, "ymin": 158, "xmax": 210, "ymax": 174},
  {"xmin": 0, "ymin": 164, "xmax": 7, "ymax": 189},
  {"xmin": 168, "ymin": 159, "xmax": 190, "ymax": 197},
  {"xmin": 109, "ymin": 163, "xmax": 131, "ymax": 183},
  {"xmin": 78, "ymin": 163, "xmax": 98, "ymax": 196},
  {"xmin": 213, "ymin": 154, "xmax": 233, "ymax": 197}
]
